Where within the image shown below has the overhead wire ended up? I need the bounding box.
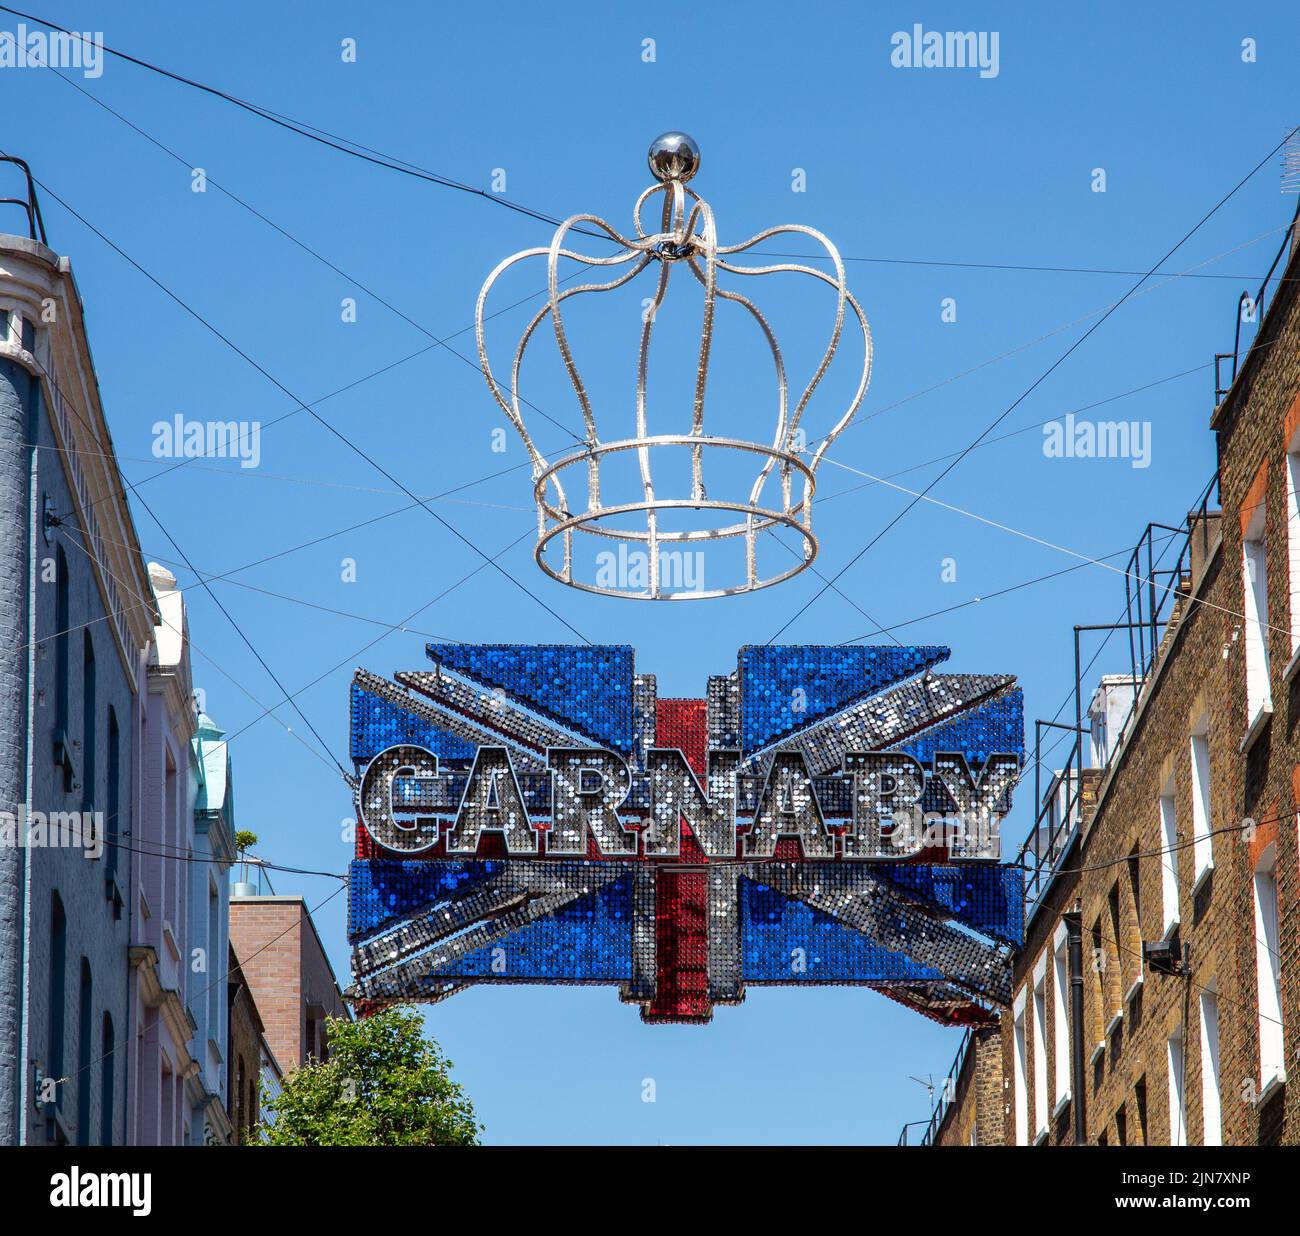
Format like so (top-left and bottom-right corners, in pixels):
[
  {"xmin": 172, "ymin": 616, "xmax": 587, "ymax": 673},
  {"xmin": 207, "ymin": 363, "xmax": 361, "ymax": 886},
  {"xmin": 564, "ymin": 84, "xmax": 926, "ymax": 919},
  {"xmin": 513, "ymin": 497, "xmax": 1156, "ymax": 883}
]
[
  {"xmin": 23, "ymin": 169, "xmax": 593, "ymax": 644},
  {"xmin": 766, "ymin": 128, "xmax": 1298, "ymax": 642}
]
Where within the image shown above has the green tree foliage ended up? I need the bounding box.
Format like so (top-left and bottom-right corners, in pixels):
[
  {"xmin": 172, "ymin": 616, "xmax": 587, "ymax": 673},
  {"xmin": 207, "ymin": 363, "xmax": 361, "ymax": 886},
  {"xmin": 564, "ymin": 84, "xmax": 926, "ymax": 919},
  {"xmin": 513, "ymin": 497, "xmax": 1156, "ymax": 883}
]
[{"xmin": 255, "ymin": 1005, "xmax": 482, "ymax": 1145}]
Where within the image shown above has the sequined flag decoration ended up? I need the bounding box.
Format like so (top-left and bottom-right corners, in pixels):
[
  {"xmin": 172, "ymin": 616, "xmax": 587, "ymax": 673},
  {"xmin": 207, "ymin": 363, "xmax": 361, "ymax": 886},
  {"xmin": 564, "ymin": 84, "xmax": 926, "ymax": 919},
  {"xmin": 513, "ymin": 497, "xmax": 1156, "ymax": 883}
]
[{"xmin": 347, "ymin": 644, "xmax": 1024, "ymax": 1024}]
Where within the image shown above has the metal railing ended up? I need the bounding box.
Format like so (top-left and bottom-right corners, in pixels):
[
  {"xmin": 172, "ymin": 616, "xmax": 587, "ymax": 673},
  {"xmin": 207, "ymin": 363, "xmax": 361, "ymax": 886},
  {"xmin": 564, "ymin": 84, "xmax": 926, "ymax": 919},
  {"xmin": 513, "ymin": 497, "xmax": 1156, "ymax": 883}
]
[
  {"xmin": 1018, "ymin": 470, "xmax": 1219, "ymax": 922},
  {"xmin": 1215, "ymin": 195, "xmax": 1299, "ymax": 403},
  {"xmin": 907, "ymin": 472, "xmax": 1221, "ymax": 1147},
  {"xmin": 232, "ymin": 858, "xmax": 277, "ymax": 897},
  {"xmin": 0, "ymin": 155, "xmax": 47, "ymax": 244},
  {"xmin": 899, "ymin": 183, "xmax": 1295, "ymax": 1153},
  {"xmin": 898, "ymin": 1027, "xmax": 973, "ymax": 1145}
]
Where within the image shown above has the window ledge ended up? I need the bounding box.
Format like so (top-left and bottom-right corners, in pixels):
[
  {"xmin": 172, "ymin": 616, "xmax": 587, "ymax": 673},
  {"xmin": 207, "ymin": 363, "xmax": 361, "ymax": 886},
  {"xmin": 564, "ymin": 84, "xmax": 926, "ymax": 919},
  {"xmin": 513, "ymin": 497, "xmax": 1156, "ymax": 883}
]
[
  {"xmin": 1256, "ymin": 1070, "xmax": 1287, "ymax": 1106},
  {"xmin": 1192, "ymin": 860, "xmax": 1215, "ymax": 896},
  {"xmin": 1105, "ymin": 1010, "xmax": 1124, "ymax": 1037},
  {"xmin": 1161, "ymin": 914, "xmax": 1180, "ymax": 940},
  {"xmin": 1284, "ymin": 643, "xmax": 1300, "ymax": 685},
  {"xmin": 162, "ymin": 920, "xmax": 181, "ymax": 963},
  {"xmin": 1089, "ymin": 1041, "xmax": 1106, "ymax": 1066},
  {"xmin": 1240, "ymin": 701, "xmax": 1274, "ymax": 753},
  {"xmin": 1052, "ymin": 1092, "xmax": 1072, "ymax": 1119},
  {"xmin": 52, "ymin": 725, "xmax": 78, "ymax": 782},
  {"xmin": 1033, "ymin": 1128, "xmax": 1049, "ymax": 1146},
  {"xmin": 1125, "ymin": 974, "xmax": 1145, "ymax": 1003},
  {"xmin": 104, "ymin": 874, "xmax": 124, "ymax": 921}
]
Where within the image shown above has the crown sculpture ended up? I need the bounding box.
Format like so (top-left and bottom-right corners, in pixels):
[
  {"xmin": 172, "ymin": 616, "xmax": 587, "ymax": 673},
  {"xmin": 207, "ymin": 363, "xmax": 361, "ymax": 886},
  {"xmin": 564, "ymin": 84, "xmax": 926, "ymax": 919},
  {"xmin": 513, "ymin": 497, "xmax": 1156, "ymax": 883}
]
[{"xmin": 475, "ymin": 133, "xmax": 873, "ymax": 600}]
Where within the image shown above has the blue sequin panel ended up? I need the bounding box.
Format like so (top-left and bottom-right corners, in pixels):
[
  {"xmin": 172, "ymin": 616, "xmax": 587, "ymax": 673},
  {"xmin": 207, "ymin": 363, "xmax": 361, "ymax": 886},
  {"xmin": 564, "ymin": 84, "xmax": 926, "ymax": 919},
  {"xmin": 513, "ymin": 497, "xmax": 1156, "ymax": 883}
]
[
  {"xmin": 877, "ymin": 863, "xmax": 1023, "ymax": 945},
  {"xmin": 740, "ymin": 876, "xmax": 947, "ymax": 983},
  {"xmin": 350, "ymin": 681, "xmax": 477, "ymax": 763},
  {"xmin": 739, "ymin": 645, "xmax": 950, "ymax": 752},
  {"xmin": 349, "ymin": 859, "xmax": 504, "ymax": 936},
  {"xmin": 436, "ymin": 878, "xmax": 632, "ymax": 980},
  {"xmin": 898, "ymin": 688, "xmax": 1025, "ymax": 766},
  {"xmin": 349, "ymin": 859, "xmax": 632, "ymax": 981},
  {"xmin": 425, "ymin": 643, "xmax": 635, "ymax": 753}
]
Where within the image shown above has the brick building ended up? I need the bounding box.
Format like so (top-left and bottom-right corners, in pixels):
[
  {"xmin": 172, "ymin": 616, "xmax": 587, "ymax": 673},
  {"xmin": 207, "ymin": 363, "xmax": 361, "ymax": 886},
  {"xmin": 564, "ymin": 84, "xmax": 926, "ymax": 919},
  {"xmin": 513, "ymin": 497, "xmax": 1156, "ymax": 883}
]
[
  {"xmin": 229, "ymin": 891, "xmax": 347, "ymax": 1073},
  {"xmin": 919, "ymin": 201, "xmax": 1300, "ymax": 1148},
  {"xmin": 226, "ymin": 942, "xmax": 282, "ymax": 1145}
]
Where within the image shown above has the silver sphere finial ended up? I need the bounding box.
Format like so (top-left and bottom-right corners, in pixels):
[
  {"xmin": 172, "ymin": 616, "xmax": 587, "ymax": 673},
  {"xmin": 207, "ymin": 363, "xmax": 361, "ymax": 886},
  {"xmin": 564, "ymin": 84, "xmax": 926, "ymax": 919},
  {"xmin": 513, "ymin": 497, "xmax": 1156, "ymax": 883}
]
[{"xmin": 647, "ymin": 132, "xmax": 701, "ymax": 183}]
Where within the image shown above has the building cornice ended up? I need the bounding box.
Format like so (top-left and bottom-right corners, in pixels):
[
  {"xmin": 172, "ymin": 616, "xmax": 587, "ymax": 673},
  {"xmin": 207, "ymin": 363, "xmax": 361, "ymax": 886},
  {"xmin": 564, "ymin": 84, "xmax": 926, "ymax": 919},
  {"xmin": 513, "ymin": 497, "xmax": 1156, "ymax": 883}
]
[
  {"xmin": 194, "ymin": 808, "xmax": 236, "ymax": 865},
  {"xmin": 146, "ymin": 662, "xmax": 198, "ymax": 743},
  {"xmin": 1, "ymin": 235, "xmax": 159, "ymax": 674},
  {"xmin": 129, "ymin": 945, "xmax": 199, "ymax": 1067}
]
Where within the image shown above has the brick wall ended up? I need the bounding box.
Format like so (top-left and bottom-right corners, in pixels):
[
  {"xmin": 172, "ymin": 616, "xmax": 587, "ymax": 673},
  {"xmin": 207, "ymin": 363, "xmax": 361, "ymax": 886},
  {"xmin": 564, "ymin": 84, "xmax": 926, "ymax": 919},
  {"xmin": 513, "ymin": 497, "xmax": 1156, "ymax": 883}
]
[
  {"xmin": 230, "ymin": 899, "xmax": 304, "ymax": 1072},
  {"xmin": 226, "ymin": 944, "xmax": 263, "ymax": 1144},
  {"xmin": 934, "ymin": 1026, "xmax": 1003, "ymax": 1145},
  {"xmin": 230, "ymin": 896, "xmax": 346, "ymax": 1074},
  {"xmin": 930, "ymin": 211, "xmax": 1300, "ymax": 1149}
]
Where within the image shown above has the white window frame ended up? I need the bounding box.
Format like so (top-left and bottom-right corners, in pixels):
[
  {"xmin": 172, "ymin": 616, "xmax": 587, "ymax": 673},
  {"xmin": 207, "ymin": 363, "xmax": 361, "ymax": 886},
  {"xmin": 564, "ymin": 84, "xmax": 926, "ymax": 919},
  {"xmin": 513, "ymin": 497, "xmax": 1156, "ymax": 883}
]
[
  {"xmin": 1012, "ymin": 989, "xmax": 1028, "ymax": 1147},
  {"xmin": 1253, "ymin": 843, "xmax": 1285, "ymax": 1096},
  {"xmin": 1190, "ymin": 720, "xmax": 1213, "ymax": 889},
  {"xmin": 1159, "ymin": 779, "xmax": 1180, "ymax": 935},
  {"xmin": 1285, "ymin": 437, "xmax": 1300, "ymax": 678},
  {"xmin": 1052, "ymin": 920, "xmax": 1072, "ymax": 1114},
  {"xmin": 1167, "ymin": 1031, "xmax": 1187, "ymax": 1146},
  {"xmin": 1031, "ymin": 953, "xmax": 1049, "ymax": 1140},
  {"xmin": 1242, "ymin": 501, "xmax": 1273, "ymax": 742},
  {"xmin": 1199, "ymin": 986, "xmax": 1222, "ymax": 1146}
]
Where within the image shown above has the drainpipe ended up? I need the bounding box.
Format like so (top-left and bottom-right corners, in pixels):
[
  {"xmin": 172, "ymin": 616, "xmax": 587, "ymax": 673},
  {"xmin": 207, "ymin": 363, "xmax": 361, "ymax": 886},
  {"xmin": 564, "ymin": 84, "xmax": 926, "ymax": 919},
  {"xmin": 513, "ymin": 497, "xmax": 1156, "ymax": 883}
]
[{"xmin": 1065, "ymin": 910, "xmax": 1087, "ymax": 1145}]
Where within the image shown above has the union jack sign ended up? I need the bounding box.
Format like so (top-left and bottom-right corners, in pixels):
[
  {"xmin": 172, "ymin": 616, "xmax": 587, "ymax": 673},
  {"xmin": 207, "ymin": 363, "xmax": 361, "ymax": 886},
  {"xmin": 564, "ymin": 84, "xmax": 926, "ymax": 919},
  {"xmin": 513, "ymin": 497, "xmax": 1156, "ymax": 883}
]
[{"xmin": 346, "ymin": 644, "xmax": 1025, "ymax": 1024}]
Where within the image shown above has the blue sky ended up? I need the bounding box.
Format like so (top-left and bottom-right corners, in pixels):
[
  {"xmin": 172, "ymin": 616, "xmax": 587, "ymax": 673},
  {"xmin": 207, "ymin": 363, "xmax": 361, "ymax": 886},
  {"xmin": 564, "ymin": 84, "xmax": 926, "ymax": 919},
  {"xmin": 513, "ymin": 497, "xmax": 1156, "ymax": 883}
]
[{"xmin": 5, "ymin": 1, "xmax": 1298, "ymax": 1142}]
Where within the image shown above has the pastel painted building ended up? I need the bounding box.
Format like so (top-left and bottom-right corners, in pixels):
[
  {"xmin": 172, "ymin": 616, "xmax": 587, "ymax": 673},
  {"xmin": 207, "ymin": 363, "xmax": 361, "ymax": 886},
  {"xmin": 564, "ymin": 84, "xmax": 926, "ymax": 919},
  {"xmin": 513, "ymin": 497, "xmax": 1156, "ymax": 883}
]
[
  {"xmin": 126, "ymin": 564, "xmax": 204, "ymax": 1145},
  {"xmin": 0, "ymin": 168, "xmax": 265, "ymax": 1147},
  {"xmin": 188, "ymin": 713, "xmax": 236, "ymax": 1144}
]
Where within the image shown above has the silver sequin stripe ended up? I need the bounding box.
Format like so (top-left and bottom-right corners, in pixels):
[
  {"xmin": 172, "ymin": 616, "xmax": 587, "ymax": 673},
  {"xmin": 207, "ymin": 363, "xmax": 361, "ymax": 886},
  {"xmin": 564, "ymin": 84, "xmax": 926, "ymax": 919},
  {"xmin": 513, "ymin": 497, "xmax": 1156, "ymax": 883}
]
[
  {"xmin": 756, "ymin": 864, "xmax": 1012, "ymax": 1004},
  {"xmin": 741, "ymin": 673, "xmax": 1018, "ymax": 777},
  {"xmin": 707, "ymin": 673, "xmax": 740, "ymax": 750},
  {"xmin": 633, "ymin": 673, "xmax": 658, "ymax": 771},
  {"xmin": 351, "ymin": 862, "xmax": 626, "ymax": 989},
  {"xmin": 354, "ymin": 667, "xmax": 545, "ymax": 773},
  {"xmin": 352, "ymin": 667, "xmax": 559, "ymax": 776},
  {"xmin": 398, "ymin": 666, "xmax": 607, "ymax": 759}
]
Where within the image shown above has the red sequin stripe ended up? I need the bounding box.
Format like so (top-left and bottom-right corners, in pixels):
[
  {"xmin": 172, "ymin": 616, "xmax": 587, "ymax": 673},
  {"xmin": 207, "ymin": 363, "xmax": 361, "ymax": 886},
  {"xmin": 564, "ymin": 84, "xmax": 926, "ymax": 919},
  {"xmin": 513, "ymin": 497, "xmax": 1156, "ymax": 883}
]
[{"xmin": 646, "ymin": 699, "xmax": 712, "ymax": 1022}]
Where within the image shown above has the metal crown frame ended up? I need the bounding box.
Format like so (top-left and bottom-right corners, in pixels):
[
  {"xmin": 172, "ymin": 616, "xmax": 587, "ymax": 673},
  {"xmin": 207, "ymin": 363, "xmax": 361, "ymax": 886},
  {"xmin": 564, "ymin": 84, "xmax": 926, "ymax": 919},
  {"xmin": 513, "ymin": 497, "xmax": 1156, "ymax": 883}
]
[{"xmin": 474, "ymin": 134, "xmax": 873, "ymax": 600}]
